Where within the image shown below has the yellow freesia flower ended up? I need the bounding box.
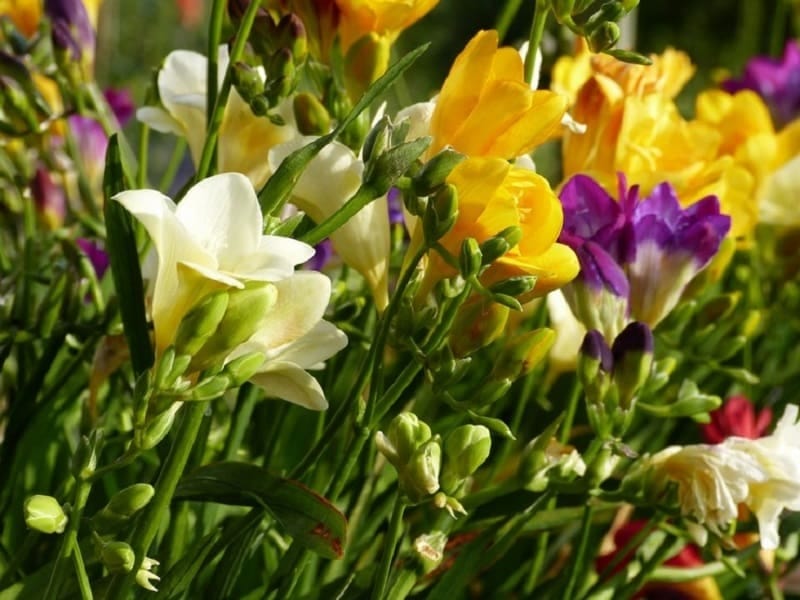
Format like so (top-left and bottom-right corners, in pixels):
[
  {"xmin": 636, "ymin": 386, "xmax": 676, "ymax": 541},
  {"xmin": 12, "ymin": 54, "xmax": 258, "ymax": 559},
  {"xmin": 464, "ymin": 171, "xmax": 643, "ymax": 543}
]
[
  {"xmin": 424, "ymin": 157, "xmax": 578, "ymax": 300},
  {"xmin": 429, "ymin": 30, "xmax": 567, "ymax": 158},
  {"xmin": 335, "ymin": 0, "xmax": 439, "ymax": 51},
  {"xmin": 0, "ymin": 0, "xmax": 102, "ymax": 36}
]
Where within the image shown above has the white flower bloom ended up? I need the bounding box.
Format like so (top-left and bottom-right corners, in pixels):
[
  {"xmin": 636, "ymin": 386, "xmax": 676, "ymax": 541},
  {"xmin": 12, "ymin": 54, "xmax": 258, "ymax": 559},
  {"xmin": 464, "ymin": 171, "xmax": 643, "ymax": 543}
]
[
  {"xmin": 115, "ymin": 173, "xmax": 347, "ymax": 410},
  {"xmin": 268, "ymin": 136, "xmax": 390, "ymax": 310},
  {"xmin": 546, "ymin": 289, "xmax": 586, "ymax": 377},
  {"xmin": 137, "ymin": 46, "xmax": 297, "ymax": 189},
  {"xmin": 639, "ymin": 405, "xmax": 800, "ymax": 549},
  {"xmin": 759, "ymin": 154, "xmax": 800, "ymax": 226}
]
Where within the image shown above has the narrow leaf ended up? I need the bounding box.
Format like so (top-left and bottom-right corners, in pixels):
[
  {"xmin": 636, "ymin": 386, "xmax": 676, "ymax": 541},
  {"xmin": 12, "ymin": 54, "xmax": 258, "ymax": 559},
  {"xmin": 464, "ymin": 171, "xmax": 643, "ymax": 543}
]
[{"xmin": 175, "ymin": 462, "xmax": 347, "ymax": 559}]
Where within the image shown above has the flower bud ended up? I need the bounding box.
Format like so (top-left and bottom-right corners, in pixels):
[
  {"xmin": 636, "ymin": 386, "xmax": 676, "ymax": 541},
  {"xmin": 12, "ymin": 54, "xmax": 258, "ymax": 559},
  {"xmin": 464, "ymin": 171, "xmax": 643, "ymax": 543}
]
[
  {"xmin": 136, "ymin": 402, "xmax": 182, "ymax": 450},
  {"xmin": 412, "ymin": 150, "xmax": 466, "ymax": 197},
  {"xmin": 222, "ymin": 351, "xmax": 266, "ymax": 387},
  {"xmin": 518, "ymin": 429, "xmax": 586, "ymax": 492},
  {"xmin": 31, "ymin": 167, "xmax": 66, "ymax": 229},
  {"xmin": 413, "ymin": 531, "xmax": 448, "ymax": 574},
  {"xmin": 45, "ymin": 0, "xmax": 95, "ymax": 79},
  {"xmin": 449, "ymin": 296, "xmax": 509, "ymax": 358},
  {"xmin": 361, "ymin": 116, "xmax": 392, "ymax": 164},
  {"xmin": 71, "ymin": 430, "xmax": 101, "ymax": 480},
  {"xmin": 458, "ymin": 238, "xmax": 482, "ymax": 279},
  {"xmin": 191, "ymin": 374, "xmax": 232, "ymax": 401},
  {"xmin": 611, "ymin": 321, "xmax": 653, "ymax": 408},
  {"xmin": 441, "ymin": 425, "xmax": 491, "ymax": 492},
  {"xmin": 433, "ymin": 492, "xmax": 467, "ymax": 518},
  {"xmin": 344, "ymin": 33, "xmax": 390, "ymax": 100},
  {"xmin": 276, "ymin": 13, "xmax": 308, "ymax": 63},
  {"xmin": 1, "ymin": 78, "xmax": 40, "ymax": 133},
  {"xmin": 385, "ymin": 412, "xmax": 432, "ymax": 466},
  {"xmin": 364, "ymin": 137, "xmax": 431, "ymax": 196},
  {"xmin": 401, "ymin": 438, "xmax": 441, "ymax": 502},
  {"xmin": 136, "ymin": 557, "xmax": 161, "ymax": 592},
  {"xmin": 491, "ymin": 328, "xmax": 555, "ymax": 380},
  {"xmin": 93, "ymin": 484, "xmax": 155, "ymax": 533},
  {"xmin": 293, "ymin": 92, "xmax": 331, "ymax": 135},
  {"xmin": 422, "ymin": 184, "xmax": 458, "ymax": 242},
  {"xmin": 588, "ymin": 21, "xmax": 620, "ymax": 52},
  {"xmin": 479, "ymin": 226, "xmax": 522, "ymax": 266},
  {"xmin": 99, "ymin": 540, "xmax": 136, "ymax": 573},
  {"xmin": 24, "ymin": 495, "xmax": 67, "ymax": 534},
  {"xmin": 489, "ymin": 275, "xmax": 538, "ymax": 299},
  {"xmin": 264, "ymin": 48, "xmax": 296, "ymax": 107},
  {"xmin": 473, "ymin": 377, "xmax": 513, "ymax": 406},
  {"xmin": 231, "ymin": 61, "xmax": 265, "ymax": 104},
  {"xmin": 174, "ymin": 291, "xmax": 230, "ymax": 358},
  {"xmin": 578, "ymin": 330, "xmax": 613, "ymax": 386}
]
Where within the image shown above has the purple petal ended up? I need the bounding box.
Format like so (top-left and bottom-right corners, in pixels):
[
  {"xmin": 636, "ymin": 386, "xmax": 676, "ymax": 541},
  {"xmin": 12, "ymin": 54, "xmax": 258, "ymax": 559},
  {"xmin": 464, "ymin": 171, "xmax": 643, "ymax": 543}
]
[
  {"xmin": 104, "ymin": 89, "xmax": 135, "ymax": 126},
  {"xmin": 305, "ymin": 239, "xmax": 334, "ymax": 271},
  {"xmin": 45, "ymin": 0, "xmax": 95, "ymax": 61},
  {"xmin": 612, "ymin": 321, "xmax": 653, "ymax": 364},
  {"xmin": 387, "ymin": 187, "xmax": 404, "ymax": 226},
  {"xmin": 77, "ymin": 238, "xmax": 110, "ymax": 278},
  {"xmin": 576, "ymin": 241, "xmax": 630, "ymax": 298},
  {"xmin": 581, "ymin": 330, "xmax": 614, "ymax": 373},
  {"xmin": 559, "ymin": 174, "xmax": 624, "ymax": 241},
  {"xmin": 68, "ymin": 115, "xmax": 108, "ymax": 174}
]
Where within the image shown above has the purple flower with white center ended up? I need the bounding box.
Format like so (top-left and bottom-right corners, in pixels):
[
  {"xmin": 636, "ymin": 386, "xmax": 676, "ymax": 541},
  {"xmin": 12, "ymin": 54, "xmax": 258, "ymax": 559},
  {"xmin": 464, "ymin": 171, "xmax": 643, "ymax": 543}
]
[
  {"xmin": 722, "ymin": 41, "xmax": 800, "ymax": 127},
  {"xmin": 558, "ymin": 174, "xmax": 731, "ymax": 335},
  {"xmin": 76, "ymin": 238, "xmax": 109, "ymax": 279}
]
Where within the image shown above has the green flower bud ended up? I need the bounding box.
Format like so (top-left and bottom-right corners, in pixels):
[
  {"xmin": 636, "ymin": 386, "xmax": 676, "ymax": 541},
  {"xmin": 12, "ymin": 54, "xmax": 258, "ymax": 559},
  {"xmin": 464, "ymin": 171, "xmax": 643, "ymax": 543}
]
[
  {"xmin": 449, "ymin": 296, "xmax": 509, "ymax": 358},
  {"xmin": 222, "ymin": 351, "xmax": 266, "ymax": 387},
  {"xmin": 345, "ymin": 32, "xmax": 391, "ymax": 101},
  {"xmin": 479, "ymin": 226, "xmax": 522, "ymax": 265},
  {"xmin": 191, "ymin": 282, "xmax": 277, "ymax": 372},
  {"xmin": 231, "ymin": 61, "xmax": 265, "ymax": 103},
  {"xmin": 293, "ymin": 92, "xmax": 331, "ymax": 136},
  {"xmin": 588, "ymin": 22, "xmax": 620, "ymax": 52},
  {"xmin": 473, "ymin": 378, "xmax": 513, "ymax": 406},
  {"xmin": 361, "ymin": 116, "xmax": 392, "ymax": 164},
  {"xmin": 441, "ymin": 425, "xmax": 491, "ymax": 492},
  {"xmin": 489, "ymin": 275, "xmax": 538, "ymax": 299},
  {"xmin": 491, "ymin": 328, "xmax": 555, "ymax": 380},
  {"xmin": 191, "ymin": 374, "xmax": 232, "ymax": 401},
  {"xmin": 71, "ymin": 430, "xmax": 101, "ymax": 480},
  {"xmin": 276, "ymin": 13, "xmax": 308, "ymax": 63},
  {"xmin": 24, "ymin": 495, "xmax": 67, "ymax": 534},
  {"xmin": 174, "ymin": 291, "xmax": 230, "ymax": 358},
  {"xmin": 99, "ymin": 540, "xmax": 136, "ymax": 573},
  {"xmin": 364, "ymin": 137, "xmax": 431, "ymax": 197},
  {"xmin": 422, "ymin": 184, "xmax": 458, "ymax": 242},
  {"xmin": 386, "ymin": 412, "xmax": 432, "ymax": 466},
  {"xmin": 412, "ymin": 150, "xmax": 466, "ymax": 197},
  {"xmin": 401, "ymin": 438, "xmax": 441, "ymax": 502},
  {"xmin": 105, "ymin": 484, "xmax": 154, "ymax": 519},
  {"xmin": 265, "ymin": 48, "xmax": 296, "ymax": 106},
  {"xmin": 458, "ymin": 238, "xmax": 482, "ymax": 279},
  {"xmin": 490, "ymin": 293, "xmax": 522, "ymax": 312},
  {"xmin": 136, "ymin": 402, "xmax": 182, "ymax": 450}
]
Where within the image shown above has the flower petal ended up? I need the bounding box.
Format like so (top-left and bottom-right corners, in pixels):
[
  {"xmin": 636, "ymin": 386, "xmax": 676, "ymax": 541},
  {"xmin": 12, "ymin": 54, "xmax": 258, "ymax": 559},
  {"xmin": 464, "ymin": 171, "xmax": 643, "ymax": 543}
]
[{"xmin": 249, "ymin": 362, "xmax": 329, "ymax": 410}]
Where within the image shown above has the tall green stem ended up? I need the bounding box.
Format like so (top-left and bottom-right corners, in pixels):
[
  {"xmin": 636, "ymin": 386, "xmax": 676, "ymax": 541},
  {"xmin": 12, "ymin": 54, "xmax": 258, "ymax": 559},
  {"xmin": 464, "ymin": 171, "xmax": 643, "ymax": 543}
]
[
  {"xmin": 372, "ymin": 494, "xmax": 407, "ymax": 600},
  {"xmin": 496, "ymin": 0, "xmax": 524, "ymax": 41},
  {"xmin": 525, "ymin": 0, "xmax": 549, "ymax": 84},
  {"xmin": 104, "ymin": 402, "xmax": 209, "ymax": 599},
  {"xmin": 563, "ymin": 504, "xmax": 594, "ymax": 598},
  {"xmin": 207, "ymin": 0, "xmax": 227, "ymax": 125}
]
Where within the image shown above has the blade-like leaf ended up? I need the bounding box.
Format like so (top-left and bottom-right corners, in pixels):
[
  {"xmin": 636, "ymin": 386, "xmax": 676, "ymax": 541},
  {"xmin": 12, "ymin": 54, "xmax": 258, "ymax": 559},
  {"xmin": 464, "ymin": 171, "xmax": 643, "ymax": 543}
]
[
  {"xmin": 103, "ymin": 134, "xmax": 154, "ymax": 375},
  {"xmin": 175, "ymin": 462, "xmax": 347, "ymax": 560}
]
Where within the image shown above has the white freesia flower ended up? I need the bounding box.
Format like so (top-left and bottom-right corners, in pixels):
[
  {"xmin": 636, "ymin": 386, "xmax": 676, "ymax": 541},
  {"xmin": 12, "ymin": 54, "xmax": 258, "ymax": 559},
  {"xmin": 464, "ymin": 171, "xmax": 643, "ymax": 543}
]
[
  {"xmin": 759, "ymin": 154, "xmax": 800, "ymax": 226},
  {"xmin": 638, "ymin": 405, "xmax": 800, "ymax": 549},
  {"xmin": 137, "ymin": 46, "xmax": 297, "ymax": 189},
  {"xmin": 268, "ymin": 136, "xmax": 390, "ymax": 310},
  {"xmin": 114, "ymin": 173, "xmax": 347, "ymax": 410},
  {"xmin": 546, "ymin": 289, "xmax": 586, "ymax": 377}
]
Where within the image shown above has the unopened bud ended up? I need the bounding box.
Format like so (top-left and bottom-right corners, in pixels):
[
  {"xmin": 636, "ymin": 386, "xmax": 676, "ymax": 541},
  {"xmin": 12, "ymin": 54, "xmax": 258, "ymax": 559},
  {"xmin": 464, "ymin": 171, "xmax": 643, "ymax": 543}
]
[
  {"xmin": 402, "ymin": 439, "xmax": 441, "ymax": 502},
  {"xmin": 361, "ymin": 116, "xmax": 392, "ymax": 164},
  {"xmin": 293, "ymin": 92, "xmax": 331, "ymax": 135},
  {"xmin": 137, "ymin": 402, "xmax": 182, "ymax": 450},
  {"xmin": 231, "ymin": 61, "xmax": 265, "ymax": 103},
  {"xmin": 422, "ymin": 183, "xmax": 458, "ymax": 242},
  {"xmin": 412, "ymin": 150, "xmax": 466, "ymax": 197},
  {"xmin": 441, "ymin": 425, "xmax": 491, "ymax": 492},
  {"xmin": 432, "ymin": 492, "xmax": 467, "ymax": 518},
  {"xmin": 489, "ymin": 276, "xmax": 537, "ymax": 299},
  {"xmin": 480, "ymin": 226, "xmax": 522, "ymax": 265},
  {"xmin": 344, "ymin": 33, "xmax": 391, "ymax": 100},
  {"xmin": 72, "ymin": 431, "xmax": 101, "ymax": 480},
  {"xmin": 413, "ymin": 531, "xmax": 448, "ymax": 573},
  {"xmin": 365, "ymin": 136, "xmax": 430, "ymax": 196},
  {"xmin": 386, "ymin": 412, "xmax": 432, "ymax": 466},
  {"xmin": 459, "ymin": 238, "xmax": 482, "ymax": 279},
  {"xmin": 588, "ymin": 22, "xmax": 620, "ymax": 52},
  {"xmin": 449, "ymin": 297, "xmax": 508, "ymax": 358},
  {"xmin": 265, "ymin": 48, "xmax": 296, "ymax": 106},
  {"xmin": 222, "ymin": 351, "xmax": 266, "ymax": 386},
  {"xmin": 104, "ymin": 484, "xmax": 154, "ymax": 519},
  {"xmin": 578, "ymin": 330, "xmax": 613, "ymax": 385},
  {"xmin": 191, "ymin": 374, "xmax": 232, "ymax": 401},
  {"xmin": 611, "ymin": 321, "xmax": 653, "ymax": 407},
  {"xmin": 99, "ymin": 540, "xmax": 135, "ymax": 573},
  {"xmin": 24, "ymin": 495, "xmax": 67, "ymax": 534},
  {"xmin": 492, "ymin": 328, "xmax": 555, "ymax": 380},
  {"xmin": 276, "ymin": 13, "xmax": 308, "ymax": 63},
  {"xmin": 174, "ymin": 291, "xmax": 229, "ymax": 358}
]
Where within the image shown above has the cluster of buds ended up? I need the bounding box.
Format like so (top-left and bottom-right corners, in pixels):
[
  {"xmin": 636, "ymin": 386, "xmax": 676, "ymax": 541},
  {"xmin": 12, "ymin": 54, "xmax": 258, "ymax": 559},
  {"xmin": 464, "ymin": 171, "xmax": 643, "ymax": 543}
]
[
  {"xmin": 0, "ymin": 51, "xmax": 53, "ymax": 136},
  {"xmin": 229, "ymin": 3, "xmax": 308, "ymax": 118},
  {"xmin": 578, "ymin": 322, "xmax": 653, "ymax": 438},
  {"xmin": 376, "ymin": 414, "xmax": 492, "ymax": 515},
  {"xmin": 549, "ymin": 0, "xmax": 646, "ymax": 61},
  {"xmin": 92, "ymin": 534, "xmax": 160, "ymax": 591}
]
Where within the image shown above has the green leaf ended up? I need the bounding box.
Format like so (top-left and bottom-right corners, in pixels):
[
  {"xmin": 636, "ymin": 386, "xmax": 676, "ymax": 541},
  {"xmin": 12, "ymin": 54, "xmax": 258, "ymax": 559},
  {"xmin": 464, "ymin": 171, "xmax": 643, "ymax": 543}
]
[
  {"xmin": 258, "ymin": 43, "xmax": 430, "ymax": 215},
  {"xmin": 103, "ymin": 134, "xmax": 154, "ymax": 375},
  {"xmin": 175, "ymin": 462, "xmax": 347, "ymax": 560},
  {"xmin": 157, "ymin": 529, "xmax": 222, "ymax": 599}
]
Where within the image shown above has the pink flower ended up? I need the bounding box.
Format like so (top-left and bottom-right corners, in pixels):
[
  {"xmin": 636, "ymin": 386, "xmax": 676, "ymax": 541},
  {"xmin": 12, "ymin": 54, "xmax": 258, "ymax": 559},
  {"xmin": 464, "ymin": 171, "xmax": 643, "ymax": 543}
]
[{"xmin": 701, "ymin": 395, "xmax": 773, "ymax": 444}]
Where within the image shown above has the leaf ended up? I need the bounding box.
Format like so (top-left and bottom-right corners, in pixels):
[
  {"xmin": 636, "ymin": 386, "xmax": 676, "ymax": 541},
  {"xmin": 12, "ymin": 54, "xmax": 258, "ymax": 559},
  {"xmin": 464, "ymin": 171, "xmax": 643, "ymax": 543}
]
[
  {"xmin": 158, "ymin": 529, "xmax": 222, "ymax": 599},
  {"xmin": 258, "ymin": 43, "xmax": 430, "ymax": 215},
  {"xmin": 175, "ymin": 462, "xmax": 347, "ymax": 560},
  {"xmin": 103, "ymin": 135, "xmax": 154, "ymax": 375}
]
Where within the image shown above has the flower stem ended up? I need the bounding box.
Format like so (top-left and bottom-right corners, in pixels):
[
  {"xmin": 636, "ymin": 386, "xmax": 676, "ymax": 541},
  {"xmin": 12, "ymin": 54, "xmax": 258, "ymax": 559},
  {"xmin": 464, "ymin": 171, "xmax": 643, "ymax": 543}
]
[
  {"xmin": 43, "ymin": 477, "xmax": 92, "ymax": 600},
  {"xmin": 104, "ymin": 401, "xmax": 209, "ymax": 599},
  {"xmin": 372, "ymin": 494, "xmax": 407, "ymax": 600},
  {"xmin": 496, "ymin": 0, "xmax": 524, "ymax": 41},
  {"xmin": 562, "ymin": 504, "xmax": 594, "ymax": 599},
  {"xmin": 206, "ymin": 0, "xmax": 227, "ymax": 126},
  {"xmin": 525, "ymin": 0, "xmax": 549, "ymax": 84},
  {"xmin": 195, "ymin": 0, "xmax": 262, "ymax": 180},
  {"xmin": 72, "ymin": 543, "xmax": 93, "ymax": 600}
]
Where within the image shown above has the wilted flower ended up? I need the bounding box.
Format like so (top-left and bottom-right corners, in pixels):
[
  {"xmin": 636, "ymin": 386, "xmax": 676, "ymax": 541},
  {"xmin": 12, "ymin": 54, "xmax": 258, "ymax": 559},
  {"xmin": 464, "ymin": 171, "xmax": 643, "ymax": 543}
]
[
  {"xmin": 558, "ymin": 174, "xmax": 730, "ymax": 335},
  {"xmin": 633, "ymin": 404, "xmax": 800, "ymax": 550},
  {"xmin": 723, "ymin": 40, "xmax": 800, "ymax": 127},
  {"xmin": 115, "ymin": 172, "xmax": 347, "ymax": 410},
  {"xmin": 137, "ymin": 46, "xmax": 298, "ymax": 189},
  {"xmin": 701, "ymin": 395, "xmax": 773, "ymax": 444}
]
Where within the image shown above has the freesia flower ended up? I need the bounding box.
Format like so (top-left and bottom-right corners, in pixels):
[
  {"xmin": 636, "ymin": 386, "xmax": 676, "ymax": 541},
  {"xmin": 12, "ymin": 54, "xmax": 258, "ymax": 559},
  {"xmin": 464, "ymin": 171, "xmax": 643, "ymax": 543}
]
[
  {"xmin": 1, "ymin": 0, "xmax": 41, "ymax": 36},
  {"xmin": 335, "ymin": 0, "xmax": 438, "ymax": 51},
  {"xmin": 397, "ymin": 30, "xmax": 567, "ymax": 160},
  {"xmin": 76, "ymin": 238, "xmax": 109, "ymax": 279},
  {"xmin": 268, "ymin": 136, "xmax": 390, "ymax": 310},
  {"xmin": 723, "ymin": 40, "xmax": 800, "ymax": 127},
  {"xmin": 137, "ymin": 46, "xmax": 297, "ymax": 189},
  {"xmin": 558, "ymin": 174, "xmax": 730, "ymax": 336},
  {"xmin": 633, "ymin": 404, "xmax": 800, "ymax": 550},
  {"xmin": 45, "ymin": 0, "xmax": 96, "ymax": 75},
  {"xmin": 701, "ymin": 395, "xmax": 773, "ymax": 445},
  {"xmin": 424, "ymin": 156, "xmax": 578, "ymax": 300},
  {"xmin": 114, "ymin": 173, "xmax": 347, "ymax": 409}
]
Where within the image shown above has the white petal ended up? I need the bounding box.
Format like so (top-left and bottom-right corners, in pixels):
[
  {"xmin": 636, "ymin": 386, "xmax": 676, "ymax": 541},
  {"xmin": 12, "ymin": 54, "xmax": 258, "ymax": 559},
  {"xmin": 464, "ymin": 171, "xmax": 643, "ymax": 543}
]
[
  {"xmin": 249, "ymin": 272, "xmax": 332, "ymax": 350},
  {"xmin": 396, "ymin": 101, "xmax": 435, "ymax": 142},
  {"xmin": 235, "ymin": 235, "xmax": 315, "ymax": 282},
  {"xmin": 264, "ymin": 320, "xmax": 347, "ymax": 369},
  {"xmin": 158, "ymin": 50, "xmax": 209, "ymax": 164},
  {"xmin": 760, "ymin": 155, "xmax": 800, "ymax": 226},
  {"xmin": 136, "ymin": 107, "xmax": 184, "ymax": 135},
  {"xmin": 250, "ymin": 363, "xmax": 328, "ymax": 410},
  {"xmin": 175, "ymin": 173, "xmax": 263, "ymax": 271}
]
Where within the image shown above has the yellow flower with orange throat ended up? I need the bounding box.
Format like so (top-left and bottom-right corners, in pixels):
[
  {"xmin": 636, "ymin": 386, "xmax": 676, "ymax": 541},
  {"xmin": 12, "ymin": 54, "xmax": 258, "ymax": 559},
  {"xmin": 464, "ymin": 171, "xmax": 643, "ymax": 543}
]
[
  {"xmin": 335, "ymin": 0, "xmax": 439, "ymax": 51},
  {"xmin": 422, "ymin": 157, "xmax": 579, "ymax": 301}
]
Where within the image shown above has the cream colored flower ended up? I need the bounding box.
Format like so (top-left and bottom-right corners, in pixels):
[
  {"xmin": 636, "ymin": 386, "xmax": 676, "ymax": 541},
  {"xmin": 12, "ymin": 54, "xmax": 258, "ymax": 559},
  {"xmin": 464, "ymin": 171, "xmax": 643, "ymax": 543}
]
[
  {"xmin": 638, "ymin": 405, "xmax": 800, "ymax": 549},
  {"xmin": 137, "ymin": 46, "xmax": 297, "ymax": 189}
]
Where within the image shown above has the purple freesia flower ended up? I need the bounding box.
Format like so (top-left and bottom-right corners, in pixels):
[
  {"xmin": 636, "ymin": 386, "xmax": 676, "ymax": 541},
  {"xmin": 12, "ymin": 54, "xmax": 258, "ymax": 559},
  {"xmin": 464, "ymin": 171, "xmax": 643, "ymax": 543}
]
[
  {"xmin": 558, "ymin": 174, "xmax": 731, "ymax": 335},
  {"xmin": 76, "ymin": 238, "xmax": 109, "ymax": 278},
  {"xmin": 45, "ymin": 0, "xmax": 95, "ymax": 66},
  {"xmin": 723, "ymin": 40, "xmax": 800, "ymax": 127}
]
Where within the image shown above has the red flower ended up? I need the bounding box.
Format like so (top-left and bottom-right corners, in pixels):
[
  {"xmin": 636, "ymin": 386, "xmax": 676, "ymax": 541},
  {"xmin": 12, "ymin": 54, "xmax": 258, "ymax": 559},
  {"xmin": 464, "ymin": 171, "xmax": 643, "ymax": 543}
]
[{"xmin": 701, "ymin": 395, "xmax": 773, "ymax": 444}]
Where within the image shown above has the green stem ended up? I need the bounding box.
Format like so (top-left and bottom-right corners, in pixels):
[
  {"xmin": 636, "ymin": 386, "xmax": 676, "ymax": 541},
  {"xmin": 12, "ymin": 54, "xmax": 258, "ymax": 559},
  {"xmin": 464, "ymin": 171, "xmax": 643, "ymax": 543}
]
[
  {"xmin": 137, "ymin": 125, "xmax": 149, "ymax": 188},
  {"xmin": 300, "ymin": 186, "xmax": 381, "ymax": 247},
  {"xmin": 559, "ymin": 377, "xmax": 582, "ymax": 444},
  {"xmin": 207, "ymin": 0, "xmax": 227, "ymax": 126},
  {"xmin": 72, "ymin": 543, "xmax": 94, "ymax": 600},
  {"xmin": 496, "ymin": 0, "xmax": 525, "ymax": 41},
  {"xmin": 563, "ymin": 504, "xmax": 594, "ymax": 599},
  {"xmin": 525, "ymin": 0, "xmax": 549, "ymax": 84},
  {"xmin": 43, "ymin": 478, "xmax": 92, "ymax": 600},
  {"xmin": 157, "ymin": 138, "xmax": 188, "ymax": 193},
  {"xmin": 372, "ymin": 494, "xmax": 407, "ymax": 600},
  {"xmin": 104, "ymin": 401, "xmax": 209, "ymax": 599},
  {"xmin": 195, "ymin": 0, "xmax": 262, "ymax": 180}
]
